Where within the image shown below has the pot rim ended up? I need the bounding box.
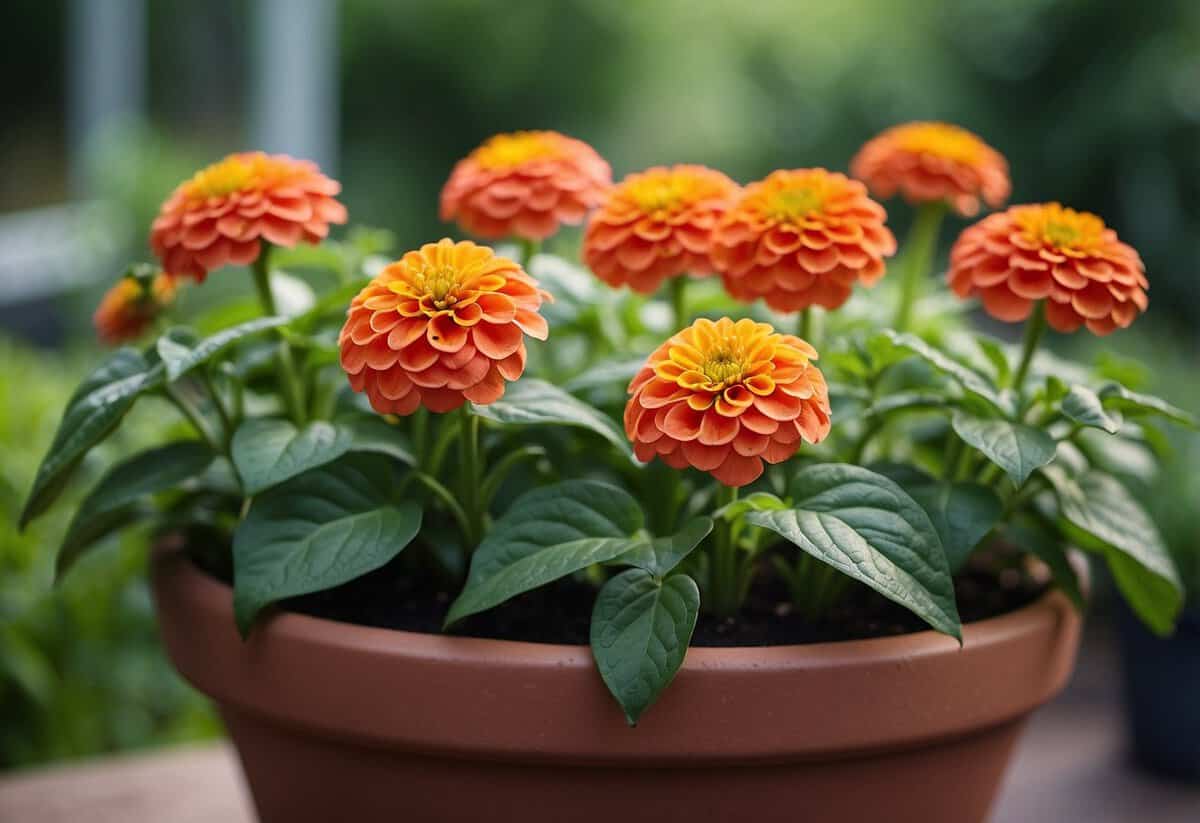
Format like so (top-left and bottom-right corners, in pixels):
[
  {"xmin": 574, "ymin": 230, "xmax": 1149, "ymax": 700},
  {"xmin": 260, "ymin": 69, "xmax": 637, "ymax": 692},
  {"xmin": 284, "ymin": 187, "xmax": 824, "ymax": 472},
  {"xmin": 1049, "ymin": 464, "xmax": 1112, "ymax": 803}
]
[{"xmin": 153, "ymin": 544, "xmax": 1082, "ymax": 765}]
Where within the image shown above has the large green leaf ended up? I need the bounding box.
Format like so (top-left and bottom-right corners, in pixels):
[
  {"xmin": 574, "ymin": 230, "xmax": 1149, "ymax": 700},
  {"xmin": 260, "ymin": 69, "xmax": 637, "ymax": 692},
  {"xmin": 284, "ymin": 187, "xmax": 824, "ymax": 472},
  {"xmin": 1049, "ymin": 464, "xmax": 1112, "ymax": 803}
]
[
  {"xmin": 156, "ymin": 317, "xmax": 288, "ymax": 382},
  {"xmin": 233, "ymin": 455, "xmax": 421, "ymax": 633},
  {"xmin": 1099, "ymin": 384, "xmax": 1197, "ymax": 430},
  {"xmin": 57, "ymin": 441, "xmax": 217, "ymax": 576},
  {"xmin": 590, "ymin": 569, "xmax": 699, "ymax": 725},
  {"xmin": 747, "ymin": 464, "xmax": 961, "ymax": 639},
  {"xmin": 20, "ymin": 348, "xmax": 164, "ymax": 528},
  {"xmin": 875, "ymin": 331, "xmax": 1008, "ymax": 413},
  {"xmin": 907, "ymin": 481, "xmax": 1003, "ymax": 572},
  {"xmin": 614, "ymin": 517, "xmax": 713, "ymax": 577},
  {"xmin": 564, "ymin": 357, "xmax": 646, "ymax": 394},
  {"xmin": 1061, "ymin": 385, "xmax": 1122, "ymax": 434},
  {"xmin": 445, "ymin": 480, "xmax": 646, "ymax": 626},
  {"xmin": 1042, "ymin": 466, "xmax": 1182, "ymax": 635},
  {"xmin": 338, "ymin": 416, "xmax": 416, "ymax": 465},
  {"xmin": 952, "ymin": 412, "xmax": 1056, "ymax": 486},
  {"xmin": 232, "ymin": 418, "xmax": 354, "ymax": 495},
  {"xmin": 471, "ymin": 378, "xmax": 631, "ymax": 458}
]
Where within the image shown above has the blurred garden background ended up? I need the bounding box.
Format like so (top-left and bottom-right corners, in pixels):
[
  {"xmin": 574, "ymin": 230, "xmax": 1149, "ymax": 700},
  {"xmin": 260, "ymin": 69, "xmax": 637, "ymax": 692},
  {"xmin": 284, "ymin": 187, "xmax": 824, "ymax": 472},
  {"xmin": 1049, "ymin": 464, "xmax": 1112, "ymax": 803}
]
[{"xmin": 1, "ymin": 0, "xmax": 1197, "ymax": 770}]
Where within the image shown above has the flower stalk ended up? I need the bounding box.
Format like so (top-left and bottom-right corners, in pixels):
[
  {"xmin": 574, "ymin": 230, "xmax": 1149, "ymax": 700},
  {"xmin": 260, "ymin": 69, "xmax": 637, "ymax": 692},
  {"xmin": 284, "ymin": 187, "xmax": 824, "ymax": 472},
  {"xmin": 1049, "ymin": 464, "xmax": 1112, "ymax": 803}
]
[
  {"xmin": 894, "ymin": 201, "xmax": 946, "ymax": 332},
  {"xmin": 708, "ymin": 485, "xmax": 741, "ymax": 618},
  {"xmin": 1012, "ymin": 300, "xmax": 1047, "ymax": 402},
  {"xmin": 251, "ymin": 250, "xmax": 307, "ymax": 424}
]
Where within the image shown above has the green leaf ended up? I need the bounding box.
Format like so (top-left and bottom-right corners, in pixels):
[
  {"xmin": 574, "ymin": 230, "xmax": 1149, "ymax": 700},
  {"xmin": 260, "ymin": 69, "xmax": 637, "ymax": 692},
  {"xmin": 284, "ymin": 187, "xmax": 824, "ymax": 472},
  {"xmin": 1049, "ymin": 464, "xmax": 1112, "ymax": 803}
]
[
  {"xmin": 20, "ymin": 348, "xmax": 164, "ymax": 528},
  {"xmin": 1006, "ymin": 517, "xmax": 1085, "ymax": 610},
  {"xmin": 338, "ymin": 416, "xmax": 416, "ymax": 465},
  {"xmin": 471, "ymin": 378, "xmax": 632, "ymax": 458},
  {"xmin": 862, "ymin": 392, "xmax": 948, "ymax": 419},
  {"xmin": 445, "ymin": 480, "xmax": 646, "ymax": 626},
  {"xmin": 876, "ymin": 330, "xmax": 1008, "ymax": 413},
  {"xmin": 617, "ymin": 517, "xmax": 713, "ymax": 577},
  {"xmin": 232, "ymin": 455, "xmax": 421, "ymax": 633},
  {"xmin": 590, "ymin": 569, "xmax": 699, "ymax": 725},
  {"xmin": 906, "ymin": 482, "xmax": 1003, "ymax": 572},
  {"xmin": 1099, "ymin": 384, "xmax": 1197, "ymax": 430},
  {"xmin": 713, "ymin": 491, "xmax": 786, "ymax": 521},
  {"xmin": 1062, "ymin": 385, "xmax": 1122, "ymax": 434},
  {"xmin": 974, "ymin": 335, "xmax": 1011, "ymax": 387},
  {"xmin": 156, "ymin": 317, "xmax": 288, "ymax": 382},
  {"xmin": 952, "ymin": 412, "xmax": 1056, "ymax": 486},
  {"xmin": 57, "ymin": 441, "xmax": 217, "ymax": 576},
  {"xmin": 1042, "ymin": 467, "xmax": 1182, "ymax": 635},
  {"xmin": 564, "ymin": 357, "xmax": 647, "ymax": 393},
  {"xmin": 232, "ymin": 418, "xmax": 354, "ymax": 495},
  {"xmin": 747, "ymin": 464, "xmax": 961, "ymax": 639}
]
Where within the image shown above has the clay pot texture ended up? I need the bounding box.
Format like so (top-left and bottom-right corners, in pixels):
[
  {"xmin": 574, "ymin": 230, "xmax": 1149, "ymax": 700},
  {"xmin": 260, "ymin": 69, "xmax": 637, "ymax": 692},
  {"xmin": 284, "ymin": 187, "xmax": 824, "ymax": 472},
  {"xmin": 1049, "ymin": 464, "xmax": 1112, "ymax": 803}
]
[{"xmin": 153, "ymin": 545, "xmax": 1082, "ymax": 823}]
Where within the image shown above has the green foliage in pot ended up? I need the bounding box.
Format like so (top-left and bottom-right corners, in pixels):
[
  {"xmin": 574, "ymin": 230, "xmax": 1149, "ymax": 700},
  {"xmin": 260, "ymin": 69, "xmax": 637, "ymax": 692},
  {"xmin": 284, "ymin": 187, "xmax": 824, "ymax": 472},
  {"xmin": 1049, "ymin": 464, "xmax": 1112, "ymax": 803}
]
[{"xmin": 23, "ymin": 130, "xmax": 1196, "ymax": 727}]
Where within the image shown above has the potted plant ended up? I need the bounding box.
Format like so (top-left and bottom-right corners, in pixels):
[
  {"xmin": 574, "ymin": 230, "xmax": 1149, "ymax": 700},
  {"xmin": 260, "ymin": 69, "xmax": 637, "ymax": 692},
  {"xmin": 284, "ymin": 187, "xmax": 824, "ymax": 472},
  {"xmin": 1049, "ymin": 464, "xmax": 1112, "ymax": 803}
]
[{"xmin": 23, "ymin": 127, "xmax": 1195, "ymax": 822}]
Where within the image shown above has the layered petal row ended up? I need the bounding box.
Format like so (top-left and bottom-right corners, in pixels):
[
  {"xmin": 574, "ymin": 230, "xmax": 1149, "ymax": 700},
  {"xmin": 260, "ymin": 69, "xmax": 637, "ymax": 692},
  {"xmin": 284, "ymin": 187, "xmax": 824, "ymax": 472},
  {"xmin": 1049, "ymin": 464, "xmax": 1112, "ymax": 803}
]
[
  {"xmin": 583, "ymin": 164, "xmax": 739, "ymax": 294},
  {"xmin": 150, "ymin": 152, "xmax": 347, "ymax": 282},
  {"xmin": 625, "ymin": 317, "xmax": 831, "ymax": 487},
  {"xmin": 711, "ymin": 169, "xmax": 896, "ymax": 313},
  {"xmin": 340, "ymin": 238, "xmax": 550, "ymax": 414},
  {"xmin": 851, "ymin": 121, "xmax": 1010, "ymax": 217},
  {"xmin": 440, "ymin": 131, "xmax": 611, "ymax": 241},
  {"xmin": 948, "ymin": 203, "xmax": 1148, "ymax": 335},
  {"xmin": 94, "ymin": 270, "xmax": 177, "ymax": 345}
]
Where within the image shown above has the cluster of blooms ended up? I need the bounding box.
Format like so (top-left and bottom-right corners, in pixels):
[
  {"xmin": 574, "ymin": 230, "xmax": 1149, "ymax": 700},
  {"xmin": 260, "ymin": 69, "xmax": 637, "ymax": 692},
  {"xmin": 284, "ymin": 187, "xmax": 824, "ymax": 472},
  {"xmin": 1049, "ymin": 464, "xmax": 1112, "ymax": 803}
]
[{"xmin": 108, "ymin": 123, "xmax": 1149, "ymax": 489}]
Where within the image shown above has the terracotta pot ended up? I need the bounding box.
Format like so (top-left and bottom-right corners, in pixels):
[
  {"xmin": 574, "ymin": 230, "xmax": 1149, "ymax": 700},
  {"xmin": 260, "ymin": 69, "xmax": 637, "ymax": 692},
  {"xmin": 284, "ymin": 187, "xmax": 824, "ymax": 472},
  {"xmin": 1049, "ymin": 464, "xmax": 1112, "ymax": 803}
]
[{"xmin": 153, "ymin": 545, "xmax": 1082, "ymax": 823}]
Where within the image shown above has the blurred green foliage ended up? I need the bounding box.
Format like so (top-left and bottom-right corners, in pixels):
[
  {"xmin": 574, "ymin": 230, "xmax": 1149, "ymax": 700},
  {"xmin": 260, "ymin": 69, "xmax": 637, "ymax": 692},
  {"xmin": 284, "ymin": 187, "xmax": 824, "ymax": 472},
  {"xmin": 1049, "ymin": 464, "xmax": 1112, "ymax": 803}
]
[{"xmin": 0, "ymin": 338, "xmax": 218, "ymax": 769}]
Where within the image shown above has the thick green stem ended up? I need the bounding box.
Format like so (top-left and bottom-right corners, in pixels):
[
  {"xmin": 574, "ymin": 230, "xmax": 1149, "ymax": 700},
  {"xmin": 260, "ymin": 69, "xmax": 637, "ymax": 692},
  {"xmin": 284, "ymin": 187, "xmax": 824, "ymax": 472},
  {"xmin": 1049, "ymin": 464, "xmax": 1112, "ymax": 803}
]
[
  {"xmin": 798, "ymin": 306, "xmax": 823, "ymax": 347},
  {"xmin": 668, "ymin": 276, "xmax": 689, "ymax": 330},
  {"xmin": 518, "ymin": 238, "xmax": 542, "ymax": 270},
  {"xmin": 251, "ymin": 250, "xmax": 307, "ymax": 424},
  {"xmin": 893, "ymin": 202, "xmax": 946, "ymax": 332},
  {"xmin": 1011, "ymin": 301, "xmax": 1047, "ymax": 404},
  {"xmin": 458, "ymin": 407, "xmax": 484, "ymax": 550},
  {"xmin": 708, "ymin": 485, "xmax": 741, "ymax": 618}
]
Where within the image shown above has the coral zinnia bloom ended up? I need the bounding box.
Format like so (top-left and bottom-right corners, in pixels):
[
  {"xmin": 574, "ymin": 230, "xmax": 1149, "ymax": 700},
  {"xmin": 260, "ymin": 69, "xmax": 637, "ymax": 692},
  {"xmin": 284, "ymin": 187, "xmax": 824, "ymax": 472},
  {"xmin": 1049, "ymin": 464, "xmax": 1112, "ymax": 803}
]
[
  {"xmin": 712, "ymin": 169, "xmax": 896, "ymax": 312},
  {"xmin": 582, "ymin": 164, "xmax": 739, "ymax": 294},
  {"xmin": 93, "ymin": 270, "xmax": 177, "ymax": 345},
  {"xmin": 948, "ymin": 203, "xmax": 1148, "ymax": 335},
  {"xmin": 151, "ymin": 152, "xmax": 347, "ymax": 282},
  {"xmin": 851, "ymin": 122, "xmax": 1010, "ymax": 217},
  {"xmin": 625, "ymin": 317, "xmax": 831, "ymax": 487},
  {"xmin": 440, "ymin": 131, "xmax": 611, "ymax": 241},
  {"xmin": 340, "ymin": 238, "xmax": 550, "ymax": 414}
]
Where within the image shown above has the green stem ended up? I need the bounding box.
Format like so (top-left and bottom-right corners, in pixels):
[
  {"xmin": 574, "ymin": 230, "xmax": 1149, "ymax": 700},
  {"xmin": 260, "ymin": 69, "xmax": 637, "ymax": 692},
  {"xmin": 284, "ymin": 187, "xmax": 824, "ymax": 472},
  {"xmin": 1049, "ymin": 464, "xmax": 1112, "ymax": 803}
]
[
  {"xmin": 251, "ymin": 249, "xmax": 307, "ymax": 424},
  {"xmin": 1011, "ymin": 301, "xmax": 1047, "ymax": 404},
  {"xmin": 200, "ymin": 369, "xmax": 233, "ymax": 449},
  {"xmin": 893, "ymin": 202, "xmax": 946, "ymax": 332},
  {"xmin": 164, "ymin": 384, "xmax": 223, "ymax": 454},
  {"xmin": 708, "ymin": 485, "xmax": 741, "ymax": 618},
  {"xmin": 668, "ymin": 276, "xmax": 689, "ymax": 330},
  {"xmin": 801, "ymin": 307, "xmax": 820, "ymax": 350},
  {"xmin": 517, "ymin": 238, "xmax": 542, "ymax": 270},
  {"xmin": 458, "ymin": 407, "xmax": 484, "ymax": 550}
]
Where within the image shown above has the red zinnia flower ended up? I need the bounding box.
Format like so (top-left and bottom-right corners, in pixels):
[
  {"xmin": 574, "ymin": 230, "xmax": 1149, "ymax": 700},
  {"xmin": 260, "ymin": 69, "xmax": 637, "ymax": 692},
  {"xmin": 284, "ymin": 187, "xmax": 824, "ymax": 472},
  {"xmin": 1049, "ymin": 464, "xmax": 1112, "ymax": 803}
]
[
  {"xmin": 712, "ymin": 169, "xmax": 896, "ymax": 312},
  {"xmin": 948, "ymin": 203, "xmax": 1148, "ymax": 335},
  {"xmin": 340, "ymin": 238, "xmax": 550, "ymax": 414},
  {"xmin": 150, "ymin": 152, "xmax": 347, "ymax": 282},
  {"xmin": 583, "ymin": 164, "xmax": 739, "ymax": 294},
  {"xmin": 625, "ymin": 317, "xmax": 831, "ymax": 487},
  {"xmin": 440, "ymin": 131, "xmax": 611, "ymax": 241}
]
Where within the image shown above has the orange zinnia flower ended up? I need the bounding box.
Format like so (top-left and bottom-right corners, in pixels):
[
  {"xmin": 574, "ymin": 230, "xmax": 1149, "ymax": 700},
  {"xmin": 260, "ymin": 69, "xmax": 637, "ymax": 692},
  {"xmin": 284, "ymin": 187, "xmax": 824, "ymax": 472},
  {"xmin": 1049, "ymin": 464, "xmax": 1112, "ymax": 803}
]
[
  {"xmin": 582, "ymin": 164, "xmax": 739, "ymax": 294},
  {"xmin": 625, "ymin": 317, "xmax": 831, "ymax": 487},
  {"xmin": 94, "ymin": 270, "xmax": 178, "ymax": 345},
  {"xmin": 711, "ymin": 169, "xmax": 896, "ymax": 313},
  {"xmin": 151, "ymin": 152, "xmax": 347, "ymax": 282},
  {"xmin": 340, "ymin": 238, "xmax": 550, "ymax": 414},
  {"xmin": 851, "ymin": 122, "xmax": 1010, "ymax": 217},
  {"xmin": 948, "ymin": 203, "xmax": 1148, "ymax": 335},
  {"xmin": 440, "ymin": 131, "xmax": 611, "ymax": 241}
]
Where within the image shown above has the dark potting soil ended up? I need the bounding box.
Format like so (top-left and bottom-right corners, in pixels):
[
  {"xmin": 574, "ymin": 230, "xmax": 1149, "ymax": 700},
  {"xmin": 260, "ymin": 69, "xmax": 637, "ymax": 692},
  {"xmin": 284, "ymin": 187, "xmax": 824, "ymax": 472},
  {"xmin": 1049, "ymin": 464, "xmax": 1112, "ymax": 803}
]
[{"xmin": 281, "ymin": 545, "xmax": 1046, "ymax": 647}]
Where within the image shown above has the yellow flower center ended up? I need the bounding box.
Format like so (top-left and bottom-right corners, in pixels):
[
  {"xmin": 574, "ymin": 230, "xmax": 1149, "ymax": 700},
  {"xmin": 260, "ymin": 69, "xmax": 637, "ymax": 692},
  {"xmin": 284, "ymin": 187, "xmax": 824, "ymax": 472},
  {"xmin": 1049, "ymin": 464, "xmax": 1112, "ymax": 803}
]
[
  {"xmin": 181, "ymin": 152, "xmax": 302, "ymax": 200},
  {"xmin": 1015, "ymin": 203, "xmax": 1104, "ymax": 251},
  {"xmin": 766, "ymin": 186, "xmax": 826, "ymax": 222},
  {"xmin": 474, "ymin": 132, "xmax": 562, "ymax": 170},
  {"xmin": 700, "ymin": 348, "xmax": 747, "ymax": 389},
  {"xmin": 410, "ymin": 264, "xmax": 465, "ymax": 309},
  {"xmin": 894, "ymin": 123, "xmax": 985, "ymax": 164}
]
